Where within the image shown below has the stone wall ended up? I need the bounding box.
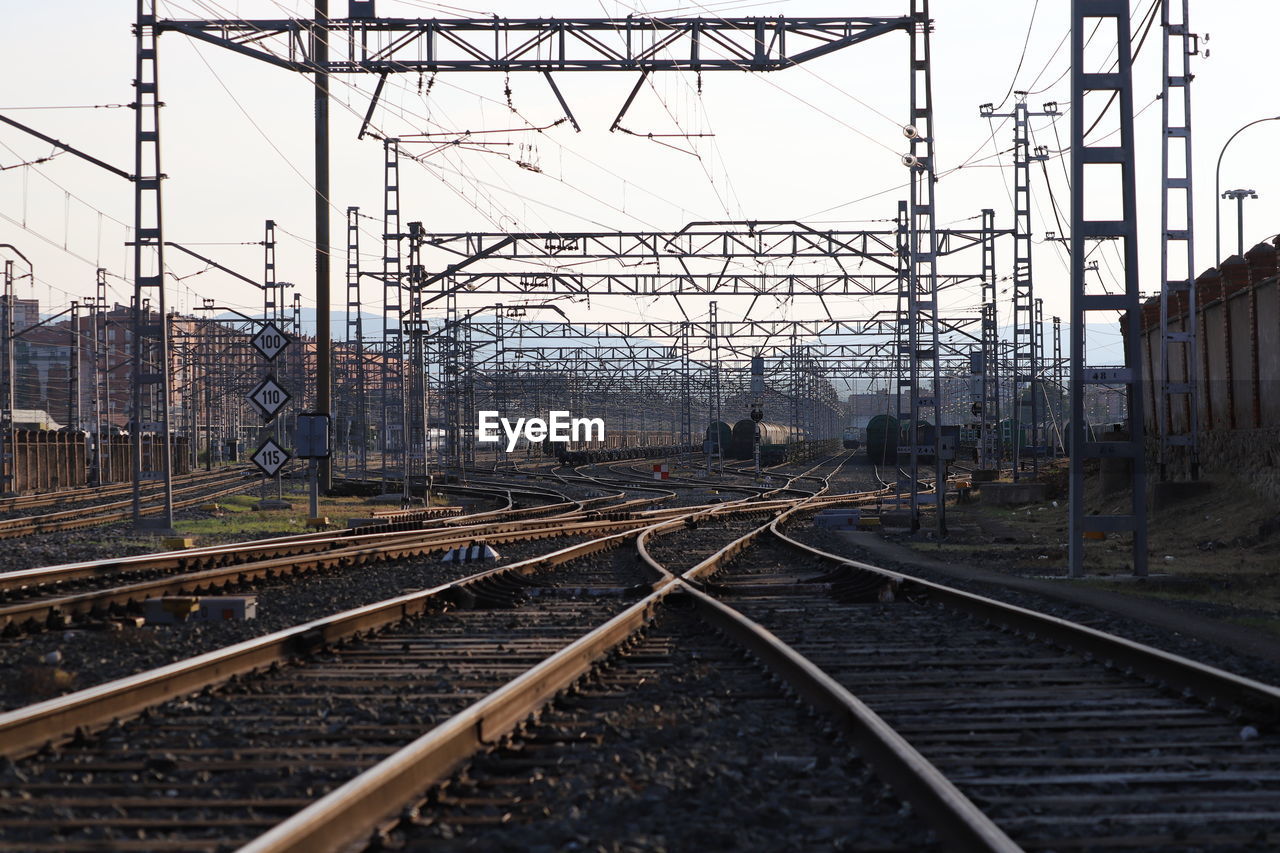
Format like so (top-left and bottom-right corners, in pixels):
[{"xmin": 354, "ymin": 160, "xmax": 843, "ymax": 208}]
[{"xmin": 1197, "ymin": 426, "xmax": 1280, "ymax": 502}]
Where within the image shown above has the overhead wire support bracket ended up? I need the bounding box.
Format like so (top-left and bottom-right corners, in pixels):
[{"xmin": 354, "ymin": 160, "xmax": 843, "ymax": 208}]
[
  {"xmin": 0, "ymin": 113, "xmax": 136, "ymax": 182},
  {"xmin": 542, "ymin": 71, "xmax": 580, "ymax": 132}
]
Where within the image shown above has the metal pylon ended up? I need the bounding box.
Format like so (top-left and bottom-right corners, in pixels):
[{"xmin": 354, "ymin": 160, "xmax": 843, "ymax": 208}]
[
  {"xmin": 678, "ymin": 320, "xmax": 692, "ymax": 449},
  {"xmin": 345, "ymin": 206, "xmax": 366, "ymax": 473},
  {"xmin": 1159, "ymin": 0, "xmax": 1201, "ymax": 481},
  {"xmin": 381, "ymin": 138, "xmax": 404, "ymax": 488},
  {"xmin": 708, "ymin": 301, "xmax": 722, "ymax": 463},
  {"xmin": 980, "ymin": 96, "xmax": 1059, "ymax": 480},
  {"xmin": 1070, "ymin": 0, "xmax": 1148, "ymax": 578},
  {"xmin": 405, "ymin": 222, "xmax": 428, "ymax": 495},
  {"xmin": 979, "ymin": 208, "xmax": 1001, "ymax": 470},
  {"xmin": 904, "ymin": 0, "xmax": 944, "ymax": 534},
  {"xmin": 131, "ymin": 0, "xmax": 175, "ymax": 531}
]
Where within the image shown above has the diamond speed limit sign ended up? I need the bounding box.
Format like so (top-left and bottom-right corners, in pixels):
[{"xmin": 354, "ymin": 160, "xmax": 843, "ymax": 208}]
[
  {"xmin": 251, "ymin": 322, "xmax": 290, "ymax": 362},
  {"xmin": 251, "ymin": 437, "xmax": 290, "ymax": 478},
  {"xmin": 248, "ymin": 375, "xmax": 291, "ymax": 421}
]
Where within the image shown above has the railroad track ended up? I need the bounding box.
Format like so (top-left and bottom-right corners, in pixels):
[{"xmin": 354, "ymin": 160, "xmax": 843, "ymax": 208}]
[
  {"xmin": 0, "ymin": 471, "xmax": 259, "ymax": 540},
  {"xmin": 0, "ymin": 482, "xmax": 823, "ymax": 850},
  {"xmin": 0, "ymin": 468, "xmax": 254, "ymax": 517},
  {"xmin": 8, "ymin": 454, "xmax": 1263, "ymax": 850}
]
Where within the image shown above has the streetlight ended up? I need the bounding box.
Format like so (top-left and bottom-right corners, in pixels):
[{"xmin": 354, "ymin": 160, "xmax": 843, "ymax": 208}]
[
  {"xmin": 1221, "ymin": 189, "xmax": 1259, "ymax": 258},
  {"xmin": 1215, "ymin": 116, "xmax": 1280, "ymax": 263}
]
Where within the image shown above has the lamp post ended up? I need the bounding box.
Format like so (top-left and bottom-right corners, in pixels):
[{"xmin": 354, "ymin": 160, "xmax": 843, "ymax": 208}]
[
  {"xmin": 1221, "ymin": 189, "xmax": 1259, "ymax": 257},
  {"xmin": 1215, "ymin": 116, "xmax": 1280, "ymax": 263}
]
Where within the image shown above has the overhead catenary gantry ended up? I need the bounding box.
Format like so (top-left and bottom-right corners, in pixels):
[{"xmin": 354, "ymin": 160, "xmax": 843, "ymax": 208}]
[{"xmin": 139, "ymin": 3, "xmax": 920, "ymax": 500}]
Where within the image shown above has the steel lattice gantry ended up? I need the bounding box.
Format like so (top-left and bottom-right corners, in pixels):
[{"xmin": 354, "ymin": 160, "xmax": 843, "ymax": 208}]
[
  {"xmin": 1070, "ymin": 0, "xmax": 1147, "ymax": 578},
  {"xmin": 139, "ymin": 6, "xmax": 917, "ymax": 497}
]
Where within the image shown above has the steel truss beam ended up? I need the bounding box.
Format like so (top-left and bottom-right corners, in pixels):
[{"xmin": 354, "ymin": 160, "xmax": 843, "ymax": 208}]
[
  {"xmin": 417, "ymin": 316, "xmax": 980, "ymax": 342},
  {"xmin": 1070, "ymin": 0, "xmax": 1147, "ymax": 578},
  {"xmin": 156, "ymin": 16, "xmax": 912, "ymax": 74},
  {"xmin": 427, "ymin": 271, "xmax": 985, "ymax": 297},
  {"xmin": 421, "ymin": 223, "xmax": 992, "ymax": 266}
]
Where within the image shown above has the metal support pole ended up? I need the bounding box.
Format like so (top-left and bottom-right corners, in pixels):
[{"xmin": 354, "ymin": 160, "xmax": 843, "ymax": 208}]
[
  {"xmin": 381, "ymin": 139, "xmax": 404, "ymax": 489},
  {"xmin": 1070, "ymin": 0, "xmax": 1147, "ymax": 578},
  {"xmin": 345, "ymin": 206, "xmax": 366, "ymax": 475},
  {"xmin": 96, "ymin": 272, "xmax": 110, "ymax": 483},
  {"xmin": 906, "ymin": 0, "xmax": 944, "ymax": 535},
  {"xmin": 131, "ymin": 0, "xmax": 175, "ymax": 533},
  {"xmin": 68, "ymin": 301, "xmax": 81, "ymax": 431},
  {"xmin": 1158, "ymin": 0, "xmax": 1201, "ymax": 481},
  {"xmin": 979, "ymin": 208, "xmax": 1000, "ymax": 470},
  {"xmin": 979, "ymin": 97, "xmax": 1058, "ymax": 482},
  {"xmin": 314, "ymin": 0, "xmax": 332, "ymax": 492},
  {"xmin": 1, "ymin": 262, "xmax": 13, "ymax": 493}
]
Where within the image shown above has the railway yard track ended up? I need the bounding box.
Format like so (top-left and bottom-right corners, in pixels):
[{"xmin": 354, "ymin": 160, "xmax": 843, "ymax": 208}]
[
  {"xmin": 0, "ymin": 452, "xmax": 1276, "ymax": 851},
  {"xmin": 0, "ymin": 469, "xmax": 266, "ymax": 540}
]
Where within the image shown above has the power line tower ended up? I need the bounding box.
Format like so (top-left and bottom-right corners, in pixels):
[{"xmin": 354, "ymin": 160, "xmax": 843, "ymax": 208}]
[
  {"xmin": 345, "ymin": 206, "xmax": 366, "ymax": 474},
  {"xmin": 979, "ymin": 208, "xmax": 1001, "ymax": 471},
  {"xmin": 1070, "ymin": 0, "xmax": 1147, "ymax": 578},
  {"xmin": 980, "ymin": 95, "xmax": 1059, "ymax": 481},
  {"xmin": 903, "ymin": 0, "xmax": 945, "ymax": 534},
  {"xmin": 130, "ymin": 0, "xmax": 175, "ymax": 532},
  {"xmin": 381, "ymin": 138, "xmax": 405, "ymax": 491},
  {"xmin": 1159, "ymin": 0, "xmax": 1201, "ymax": 480}
]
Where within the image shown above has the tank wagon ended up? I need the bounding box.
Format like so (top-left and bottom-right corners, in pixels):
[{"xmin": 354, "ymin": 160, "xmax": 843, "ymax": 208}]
[{"xmin": 728, "ymin": 419, "xmax": 800, "ymax": 463}]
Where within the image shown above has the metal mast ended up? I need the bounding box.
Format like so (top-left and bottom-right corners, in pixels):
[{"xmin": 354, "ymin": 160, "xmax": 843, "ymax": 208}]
[
  {"xmin": 904, "ymin": 0, "xmax": 944, "ymax": 534},
  {"xmin": 131, "ymin": 0, "xmax": 175, "ymax": 532},
  {"xmin": 381, "ymin": 138, "xmax": 404, "ymax": 490},
  {"xmin": 1158, "ymin": 0, "xmax": 1201, "ymax": 480},
  {"xmin": 345, "ymin": 205, "xmax": 366, "ymax": 474},
  {"xmin": 980, "ymin": 96, "xmax": 1059, "ymax": 480},
  {"xmin": 979, "ymin": 207, "xmax": 1000, "ymax": 471},
  {"xmin": 1070, "ymin": 0, "xmax": 1148, "ymax": 578}
]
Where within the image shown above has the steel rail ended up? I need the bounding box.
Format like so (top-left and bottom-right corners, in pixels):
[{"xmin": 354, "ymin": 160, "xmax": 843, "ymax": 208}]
[
  {"xmin": 0, "ymin": 476, "xmax": 688, "ymax": 604},
  {"xmin": 239, "ymin": 459, "xmax": 1008, "ymax": 853},
  {"xmin": 0, "ymin": 474, "xmax": 255, "ymax": 539},
  {"xmin": 0, "ymin": 527, "xmax": 648, "ymax": 760},
  {"xmin": 0, "ymin": 466, "xmax": 252, "ymax": 514},
  {"xmin": 0, "ymin": 512, "xmax": 673, "ymax": 631},
  {"xmin": 765, "ymin": 507, "xmax": 1280, "ymax": 724}
]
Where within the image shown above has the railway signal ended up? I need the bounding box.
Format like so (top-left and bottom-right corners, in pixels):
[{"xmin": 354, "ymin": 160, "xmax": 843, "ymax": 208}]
[
  {"xmin": 251, "ymin": 437, "xmax": 290, "ymax": 479},
  {"xmin": 247, "ymin": 375, "xmax": 292, "ymax": 422},
  {"xmin": 251, "ymin": 321, "xmax": 289, "ymax": 362}
]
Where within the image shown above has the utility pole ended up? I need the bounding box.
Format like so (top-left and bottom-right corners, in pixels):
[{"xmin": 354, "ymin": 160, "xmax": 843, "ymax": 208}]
[
  {"xmin": 1159, "ymin": 0, "xmax": 1202, "ymax": 481},
  {"xmin": 980, "ymin": 95, "xmax": 1059, "ymax": 482},
  {"xmin": 68, "ymin": 302, "xmax": 81, "ymax": 431},
  {"xmin": 131, "ymin": 0, "xmax": 175, "ymax": 533},
  {"xmin": 1, "ymin": 261, "xmax": 13, "ymax": 494},
  {"xmin": 904, "ymin": 0, "xmax": 944, "ymax": 535},
  {"xmin": 979, "ymin": 208, "xmax": 1000, "ymax": 471},
  {"xmin": 381, "ymin": 138, "xmax": 404, "ymax": 491},
  {"xmin": 96, "ymin": 271, "xmax": 110, "ymax": 484},
  {"xmin": 1070, "ymin": 0, "xmax": 1147, "ymax": 578},
  {"xmin": 314, "ymin": 0, "xmax": 332, "ymax": 492},
  {"xmin": 345, "ymin": 205, "xmax": 365, "ymax": 475}
]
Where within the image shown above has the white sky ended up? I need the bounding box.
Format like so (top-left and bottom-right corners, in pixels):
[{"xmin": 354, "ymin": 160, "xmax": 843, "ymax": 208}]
[{"xmin": 1, "ymin": 0, "xmax": 1277, "ymax": 387}]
